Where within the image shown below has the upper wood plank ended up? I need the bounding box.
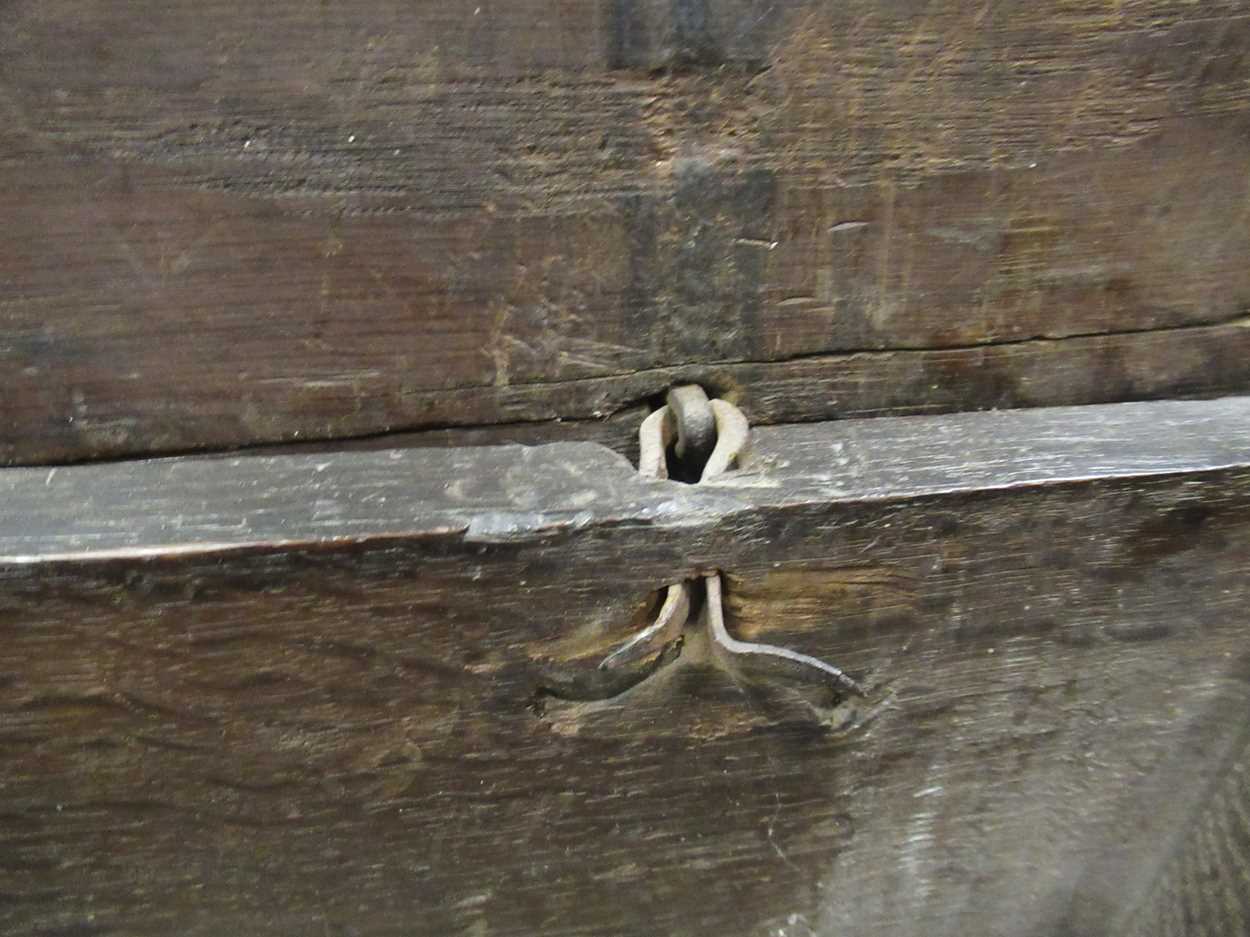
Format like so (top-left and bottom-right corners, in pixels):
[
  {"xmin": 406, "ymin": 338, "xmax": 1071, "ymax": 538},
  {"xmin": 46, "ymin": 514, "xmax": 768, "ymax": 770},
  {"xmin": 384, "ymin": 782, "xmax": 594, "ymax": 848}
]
[{"xmin": 2, "ymin": 0, "xmax": 1249, "ymax": 463}]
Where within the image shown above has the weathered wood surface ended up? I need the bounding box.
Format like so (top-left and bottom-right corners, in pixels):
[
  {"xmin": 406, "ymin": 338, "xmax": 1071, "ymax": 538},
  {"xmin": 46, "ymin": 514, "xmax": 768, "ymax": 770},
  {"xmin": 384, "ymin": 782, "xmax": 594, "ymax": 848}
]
[
  {"xmin": 3, "ymin": 397, "xmax": 1250, "ymax": 935},
  {"xmin": 3, "ymin": 1, "xmax": 1250, "ymax": 463}
]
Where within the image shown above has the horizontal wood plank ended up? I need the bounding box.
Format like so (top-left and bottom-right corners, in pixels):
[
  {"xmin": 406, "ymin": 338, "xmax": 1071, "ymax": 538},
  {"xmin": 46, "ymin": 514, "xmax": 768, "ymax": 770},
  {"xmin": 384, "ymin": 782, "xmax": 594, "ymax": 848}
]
[
  {"xmin": 2, "ymin": 1, "xmax": 1249, "ymax": 462},
  {"xmin": 3, "ymin": 397, "xmax": 1250, "ymax": 935}
]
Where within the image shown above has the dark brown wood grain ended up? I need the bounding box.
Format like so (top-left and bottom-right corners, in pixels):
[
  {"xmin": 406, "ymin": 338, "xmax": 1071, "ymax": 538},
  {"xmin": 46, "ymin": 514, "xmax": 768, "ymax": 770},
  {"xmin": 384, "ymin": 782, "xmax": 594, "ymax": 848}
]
[
  {"xmin": 3, "ymin": 0, "xmax": 1249, "ymax": 463},
  {"xmin": 3, "ymin": 397, "xmax": 1250, "ymax": 935}
]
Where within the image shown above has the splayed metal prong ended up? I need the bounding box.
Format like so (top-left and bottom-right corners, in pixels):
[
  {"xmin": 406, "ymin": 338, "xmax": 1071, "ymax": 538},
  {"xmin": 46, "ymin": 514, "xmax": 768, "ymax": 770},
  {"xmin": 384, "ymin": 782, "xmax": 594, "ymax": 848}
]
[
  {"xmin": 703, "ymin": 572, "xmax": 865, "ymax": 698},
  {"xmin": 598, "ymin": 581, "xmax": 691, "ymax": 671}
]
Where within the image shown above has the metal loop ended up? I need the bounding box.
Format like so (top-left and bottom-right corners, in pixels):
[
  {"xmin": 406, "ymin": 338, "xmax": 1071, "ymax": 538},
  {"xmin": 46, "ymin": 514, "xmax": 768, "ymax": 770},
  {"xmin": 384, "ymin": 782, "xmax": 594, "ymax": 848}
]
[
  {"xmin": 601, "ymin": 388, "xmax": 861, "ymax": 701},
  {"xmin": 666, "ymin": 385, "xmax": 716, "ymax": 474},
  {"xmin": 638, "ymin": 391, "xmax": 748, "ymax": 484}
]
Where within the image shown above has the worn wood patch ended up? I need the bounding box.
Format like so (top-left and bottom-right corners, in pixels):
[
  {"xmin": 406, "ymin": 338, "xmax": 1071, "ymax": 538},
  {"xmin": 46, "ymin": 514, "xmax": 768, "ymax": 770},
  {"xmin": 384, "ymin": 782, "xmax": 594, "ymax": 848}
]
[
  {"xmin": 3, "ymin": 398, "xmax": 1250, "ymax": 935},
  {"xmin": 2, "ymin": 1, "xmax": 1249, "ymax": 463}
]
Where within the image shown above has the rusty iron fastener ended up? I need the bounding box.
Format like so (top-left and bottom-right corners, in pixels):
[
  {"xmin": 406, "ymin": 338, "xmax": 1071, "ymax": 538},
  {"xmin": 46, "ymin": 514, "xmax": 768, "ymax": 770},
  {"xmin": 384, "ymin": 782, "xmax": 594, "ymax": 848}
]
[
  {"xmin": 600, "ymin": 385, "xmax": 865, "ymax": 699},
  {"xmin": 634, "ymin": 387, "xmax": 749, "ymax": 484}
]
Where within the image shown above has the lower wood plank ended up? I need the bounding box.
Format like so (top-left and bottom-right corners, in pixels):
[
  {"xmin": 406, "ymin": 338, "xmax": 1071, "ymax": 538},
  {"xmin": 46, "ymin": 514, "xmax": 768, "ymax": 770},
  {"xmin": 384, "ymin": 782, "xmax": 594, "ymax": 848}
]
[
  {"xmin": 2, "ymin": 398, "xmax": 1250, "ymax": 935},
  {"xmin": 4, "ymin": 1, "xmax": 1250, "ymax": 465}
]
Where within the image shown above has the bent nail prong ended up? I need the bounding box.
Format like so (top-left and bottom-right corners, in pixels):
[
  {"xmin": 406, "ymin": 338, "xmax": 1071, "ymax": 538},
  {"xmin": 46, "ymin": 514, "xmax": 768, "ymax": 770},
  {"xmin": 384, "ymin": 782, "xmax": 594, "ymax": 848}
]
[
  {"xmin": 703, "ymin": 572, "xmax": 866, "ymax": 699},
  {"xmin": 599, "ymin": 581, "xmax": 691, "ymax": 671}
]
